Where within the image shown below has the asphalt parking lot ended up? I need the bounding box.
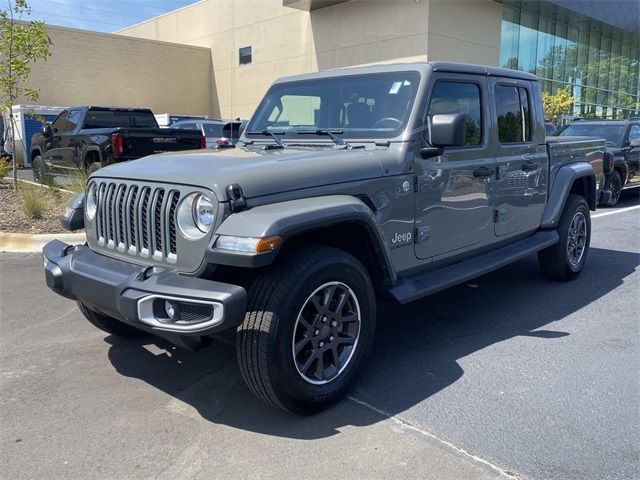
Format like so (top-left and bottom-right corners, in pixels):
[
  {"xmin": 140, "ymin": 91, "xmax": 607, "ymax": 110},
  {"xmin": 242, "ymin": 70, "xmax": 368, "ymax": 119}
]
[{"xmin": 1, "ymin": 191, "xmax": 638, "ymax": 480}]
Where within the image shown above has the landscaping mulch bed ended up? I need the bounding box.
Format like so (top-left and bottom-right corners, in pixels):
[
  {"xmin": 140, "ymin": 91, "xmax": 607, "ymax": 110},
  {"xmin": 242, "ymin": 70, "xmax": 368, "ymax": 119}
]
[{"xmin": 0, "ymin": 179, "xmax": 78, "ymax": 234}]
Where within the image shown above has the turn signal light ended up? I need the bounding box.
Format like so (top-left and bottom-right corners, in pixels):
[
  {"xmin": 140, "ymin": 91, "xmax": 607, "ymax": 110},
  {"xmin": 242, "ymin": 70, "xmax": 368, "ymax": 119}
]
[{"xmin": 215, "ymin": 235, "xmax": 282, "ymax": 254}]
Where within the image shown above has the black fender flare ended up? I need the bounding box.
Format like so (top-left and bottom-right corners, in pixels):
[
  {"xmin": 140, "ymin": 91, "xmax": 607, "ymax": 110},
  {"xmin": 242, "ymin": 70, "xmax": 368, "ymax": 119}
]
[
  {"xmin": 541, "ymin": 162, "xmax": 596, "ymax": 229},
  {"xmin": 206, "ymin": 195, "xmax": 395, "ymax": 283}
]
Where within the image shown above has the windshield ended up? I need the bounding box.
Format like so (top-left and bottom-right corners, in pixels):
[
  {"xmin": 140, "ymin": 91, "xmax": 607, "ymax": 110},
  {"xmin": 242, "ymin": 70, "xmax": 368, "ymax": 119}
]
[
  {"xmin": 558, "ymin": 123, "xmax": 626, "ymax": 146},
  {"xmin": 246, "ymin": 71, "xmax": 421, "ymax": 140},
  {"xmin": 83, "ymin": 109, "xmax": 158, "ymax": 129}
]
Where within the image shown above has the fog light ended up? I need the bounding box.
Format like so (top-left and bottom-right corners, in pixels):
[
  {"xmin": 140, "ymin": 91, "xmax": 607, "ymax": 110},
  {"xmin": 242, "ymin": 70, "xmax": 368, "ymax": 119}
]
[{"xmin": 164, "ymin": 300, "xmax": 179, "ymax": 321}]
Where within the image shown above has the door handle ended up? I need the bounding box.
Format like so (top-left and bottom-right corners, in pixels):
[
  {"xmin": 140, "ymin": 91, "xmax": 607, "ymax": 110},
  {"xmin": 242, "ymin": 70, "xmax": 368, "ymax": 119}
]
[
  {"xmin": 521, "ymin": 160, "xmax": 538, "ymax": 171},
  {"xmin": 473, "ymin": 166, "xmax": 494, "ymax": 178}
]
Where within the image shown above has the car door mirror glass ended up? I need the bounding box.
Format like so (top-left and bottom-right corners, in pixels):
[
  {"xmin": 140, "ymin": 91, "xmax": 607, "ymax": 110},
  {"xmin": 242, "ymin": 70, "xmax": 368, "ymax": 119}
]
[
  {"xmin": 430, "ymin": 113, "xmax": 467, "ymax": 147},
  {"xmin": 41, "ymin": 125, "xmax": 52, "ymax": 137}
]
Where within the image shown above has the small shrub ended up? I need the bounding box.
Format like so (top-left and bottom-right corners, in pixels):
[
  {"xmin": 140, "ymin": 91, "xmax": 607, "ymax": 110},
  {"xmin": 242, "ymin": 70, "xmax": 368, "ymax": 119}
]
[
  {"xmin": 0, "ymin": 159, "xmax": 10, "ymax": 179},
  {"xmin": 19, "ymin": 185, "xmax": 48, "ymax": 219},
  {"xmin": 68, "ymin": 169, "xmax": 89, "ymax": 193},
  {"xmin": 40, "ymin": 170, "xmax": 58, "ymax": 189}
]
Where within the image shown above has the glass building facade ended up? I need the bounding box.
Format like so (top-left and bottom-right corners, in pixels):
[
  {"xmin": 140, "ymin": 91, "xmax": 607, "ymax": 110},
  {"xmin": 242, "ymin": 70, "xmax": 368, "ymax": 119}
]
[{"xmin": 499, "ymin": 0, "xmax": 640, "ymax": 120}]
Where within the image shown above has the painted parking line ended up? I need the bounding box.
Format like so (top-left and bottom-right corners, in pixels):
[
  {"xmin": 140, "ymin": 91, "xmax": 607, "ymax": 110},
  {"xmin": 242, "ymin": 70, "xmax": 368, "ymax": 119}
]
[{"xmin": 592, "ymin": 204, "xmax": 640, "ymax": 219}]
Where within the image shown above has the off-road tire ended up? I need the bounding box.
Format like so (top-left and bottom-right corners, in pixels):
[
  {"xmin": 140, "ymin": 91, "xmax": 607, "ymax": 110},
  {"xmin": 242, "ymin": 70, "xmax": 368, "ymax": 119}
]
[
  {"xmin": 32, "ymin": 155, "xmax": 45, "ymax": 182},
  {"xmin": 77, "ymin": 301, "xmax": 145, "ymax": 338},
  {"xmin": 538, "ymin": 194, "xmax": 590, "ymax": 281},
  {"xmin": 602, "ymin": 170, "xmax": 622, "ymax": 207},
  {"xmin": 236, "ymin": 245, "xmax": 376, "ymax": 414}
]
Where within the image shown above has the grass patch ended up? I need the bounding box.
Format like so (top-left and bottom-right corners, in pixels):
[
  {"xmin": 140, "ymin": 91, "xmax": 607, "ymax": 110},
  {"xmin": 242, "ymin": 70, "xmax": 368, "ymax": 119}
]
[
  {"xmin": 19, "ymin": 185, "xmax": 49, "ymax": 219},
  {"xmin": 0, "ymin": 159, "xmax": 11, "ymax": 179},
  {"xmin": 68, "ymin": 169, "xmax": 89, "ymax": 193}
]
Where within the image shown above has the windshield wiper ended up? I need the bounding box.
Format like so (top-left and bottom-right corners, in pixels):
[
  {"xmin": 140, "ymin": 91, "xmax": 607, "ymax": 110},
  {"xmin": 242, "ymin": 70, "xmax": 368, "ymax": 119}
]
[
  {"xmin": 296, "ymin": 129, "xmax": 346, "ymax": 147},
  {"xmin": 247, "ymin": 130, "xmax": 285, "ymax": 149}
]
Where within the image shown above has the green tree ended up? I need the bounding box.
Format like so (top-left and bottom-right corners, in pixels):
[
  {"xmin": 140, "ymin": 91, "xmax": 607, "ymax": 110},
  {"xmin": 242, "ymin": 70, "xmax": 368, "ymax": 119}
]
[
  {"xmin": 541, "ymin": 85, "xmax": 574, "ymax": 126},
  {"xmin": 0, "ymin": 0, "xmax": 51, "ymax": 188}
]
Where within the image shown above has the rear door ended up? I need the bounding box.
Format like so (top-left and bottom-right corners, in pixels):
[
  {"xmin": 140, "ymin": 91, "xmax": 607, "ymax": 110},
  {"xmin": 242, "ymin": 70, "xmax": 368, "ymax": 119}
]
[
  {"xmin": 490, "ymin": 78, "xmax": 547, "ymax": 237},
  {"xmin": 414, "ymin": 73, "xmax": 496, "ymax": 261}
]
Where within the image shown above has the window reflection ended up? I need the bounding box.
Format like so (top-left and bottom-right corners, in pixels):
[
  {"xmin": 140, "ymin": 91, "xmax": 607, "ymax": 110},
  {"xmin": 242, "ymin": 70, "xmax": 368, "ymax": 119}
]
[{"xmin": 500, "ymin": 3, "xmax": 639, "ymax": 120}]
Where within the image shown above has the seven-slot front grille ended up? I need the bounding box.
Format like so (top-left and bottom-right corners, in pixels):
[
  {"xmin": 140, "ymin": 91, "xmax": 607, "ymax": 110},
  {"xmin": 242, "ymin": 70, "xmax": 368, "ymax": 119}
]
[{"xmin": 95, "ymin": 181, "xmax": 180, "ymax": 261}]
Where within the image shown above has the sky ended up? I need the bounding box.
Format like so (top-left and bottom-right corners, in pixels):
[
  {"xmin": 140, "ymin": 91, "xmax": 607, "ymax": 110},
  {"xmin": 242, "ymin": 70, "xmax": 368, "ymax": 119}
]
[{"xmin": 17, "ymin": 0, "xmax": 198, "ymax": 33}]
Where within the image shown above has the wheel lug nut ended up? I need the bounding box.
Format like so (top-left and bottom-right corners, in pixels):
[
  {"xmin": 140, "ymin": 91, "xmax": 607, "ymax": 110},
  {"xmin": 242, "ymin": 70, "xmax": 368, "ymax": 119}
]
[
  {"xmin": 319, "ymin": 341, "xmax": 324, "ymax": 348},
  {"xmin": 322, "ymin": 317, "xmax": 327, "ymax": 324},
  {"xmin": 313, "ymin": 329, "xmax": 319, "ymax": 336},
  {"xmin": 329, "ymin": 335, "xmax": 334, "ymax": 342},
  {"xmin": 331, "ymin": 320, "xmax": 338, "ymax": 327}
]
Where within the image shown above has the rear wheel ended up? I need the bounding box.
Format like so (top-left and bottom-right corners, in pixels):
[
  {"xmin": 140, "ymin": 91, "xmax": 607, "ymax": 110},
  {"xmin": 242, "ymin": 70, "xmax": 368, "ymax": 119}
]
[
  {"xmin": 77, "ymin": 301, "xmax": 145, "ymax": 338},
  {"xmin": 236, "ymin": 245, "xmax": 376, "ymax": 414},
  {"xmin": 86, "ymin": 161, "xmax": 101, "ymax": 174},
  {"xmin": 603, "ymin": 170, "xmax": 622, "ymax": 207},
  {"xmin": 538, "ymin": 194, "xmax": 590, "ymax": 281}
]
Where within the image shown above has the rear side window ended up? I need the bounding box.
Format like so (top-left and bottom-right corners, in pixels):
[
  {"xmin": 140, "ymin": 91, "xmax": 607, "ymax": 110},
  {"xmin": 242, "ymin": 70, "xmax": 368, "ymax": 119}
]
[
  {"xmin": 629, "ymin": 125, "xmax": 640, "ymax": 143},
  {"xmin": 83, "ymin": 110, "xmax": 158, "ymax": 129},
  {"xmin": 495, "ymin": 85, "xmax": 531, "ymax": 143},
  {"xmin": 428, "ymin": 81, "xmax": 482, "ymax": 146}
]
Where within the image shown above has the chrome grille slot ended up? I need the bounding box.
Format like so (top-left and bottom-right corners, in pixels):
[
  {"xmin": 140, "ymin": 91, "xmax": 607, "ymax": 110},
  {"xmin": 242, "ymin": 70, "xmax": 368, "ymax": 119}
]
[{"xmin": 93, "ymin": 181, "xmax": 180, "ymax": 264}]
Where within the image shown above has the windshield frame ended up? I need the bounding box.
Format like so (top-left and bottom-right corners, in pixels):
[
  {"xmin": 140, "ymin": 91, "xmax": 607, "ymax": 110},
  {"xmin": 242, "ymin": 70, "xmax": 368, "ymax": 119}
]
[
  {"xmin": 245, "ymin": 70, "xmax": 423, "ymax": 142},
  {"xmin": 558, "ymin": 122, "xmax": 626, "ymax": 146}
]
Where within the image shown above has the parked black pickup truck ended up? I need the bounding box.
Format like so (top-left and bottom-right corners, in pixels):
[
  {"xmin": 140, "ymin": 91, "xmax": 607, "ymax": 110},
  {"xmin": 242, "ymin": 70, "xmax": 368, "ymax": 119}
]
[
  {"xmin": 30, "ymin": 106, "xmax": 206, "ymax": 180},
  {"xmin": 558, "ymin": 118, "xmax": 640, "ymax": 206}
]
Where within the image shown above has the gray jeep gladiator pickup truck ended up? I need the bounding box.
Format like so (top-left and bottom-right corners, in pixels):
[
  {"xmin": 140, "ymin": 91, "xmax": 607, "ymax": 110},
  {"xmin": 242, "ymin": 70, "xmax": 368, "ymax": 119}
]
[{"xmin": 43, "ymin": 62, "xmax": 606, "ymax": 414}]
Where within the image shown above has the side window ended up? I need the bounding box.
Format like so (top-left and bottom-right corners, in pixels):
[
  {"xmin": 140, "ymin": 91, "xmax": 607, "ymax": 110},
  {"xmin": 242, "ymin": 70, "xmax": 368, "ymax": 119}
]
[
  {"xmin": 428, "ymin": 81, "xmax": 482, "ymax": 146},
  {"xmin": 629, "ymin": 125, "xmax": 640, "ymax": 143},
  {"xmin": 495, "ymin": 85, "xmax": 531, "ymax": 143},
  {"xmin": 51, "ymin": 112, "xmax": 69, "ymax": 133},
  {"xmin": 65, "ymin": 110, "xmax": 82, "ymax": 132}
]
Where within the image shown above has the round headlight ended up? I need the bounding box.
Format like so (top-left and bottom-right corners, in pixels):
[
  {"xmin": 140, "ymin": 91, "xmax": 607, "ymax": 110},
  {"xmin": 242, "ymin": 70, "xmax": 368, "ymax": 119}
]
[
  {"xmin": 193, "ymin": 194, "xmax": 215, "ymax": 233},
  {"xmin": 85, "ymin": 183, "xmax": 97, "ymax": 220}
]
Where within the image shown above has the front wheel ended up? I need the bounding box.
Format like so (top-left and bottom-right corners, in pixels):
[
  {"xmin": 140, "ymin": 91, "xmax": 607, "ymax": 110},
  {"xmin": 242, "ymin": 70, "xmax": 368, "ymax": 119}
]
[
  {"xmin": 236, "ymin": 245, "xmax": 376, "ymax": 414},
  {"xmin": 538, "ymin": 194, "xmax": 591, "ymax": 281},
  {"xmin": 32, "ymin": 156, "xmax": 45, "ymax": 183}
]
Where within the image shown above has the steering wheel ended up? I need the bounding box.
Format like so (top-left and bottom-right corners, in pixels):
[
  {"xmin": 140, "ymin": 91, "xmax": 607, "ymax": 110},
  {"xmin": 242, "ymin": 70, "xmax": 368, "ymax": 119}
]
[{"xmin": 373, "ymin": 117, "xmax": 402, "ymax": 129}]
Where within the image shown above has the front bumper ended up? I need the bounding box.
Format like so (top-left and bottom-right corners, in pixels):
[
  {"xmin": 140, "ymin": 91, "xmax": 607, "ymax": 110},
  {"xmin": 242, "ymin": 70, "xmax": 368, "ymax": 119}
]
[{"xmin": 43, "ymin": 240, "xmax": 247, "ymax": 339}]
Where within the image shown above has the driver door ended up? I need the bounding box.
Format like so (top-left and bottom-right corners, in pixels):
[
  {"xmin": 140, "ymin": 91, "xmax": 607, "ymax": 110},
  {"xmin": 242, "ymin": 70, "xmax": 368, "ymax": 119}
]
[
  {"xmin": 43, "ymin": 111, "xmax": 68, "ymax": 170},
  {"xmin": 414, "ymin": 74, "xmax": 496, "ymax": 262}
]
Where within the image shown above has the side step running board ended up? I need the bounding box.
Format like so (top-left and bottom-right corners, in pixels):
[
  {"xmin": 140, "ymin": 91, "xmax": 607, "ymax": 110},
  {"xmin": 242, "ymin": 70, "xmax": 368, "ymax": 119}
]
[{"xmin": 388, "ymin": 230, "xmax": 559, "ymax": 304}]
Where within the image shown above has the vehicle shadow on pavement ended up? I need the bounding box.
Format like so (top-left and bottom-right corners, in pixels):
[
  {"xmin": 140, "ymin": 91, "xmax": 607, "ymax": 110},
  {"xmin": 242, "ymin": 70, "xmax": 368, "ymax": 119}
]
[{"xmin": 105, "ymin": 246, "xmax": 639, "ymax": 439}]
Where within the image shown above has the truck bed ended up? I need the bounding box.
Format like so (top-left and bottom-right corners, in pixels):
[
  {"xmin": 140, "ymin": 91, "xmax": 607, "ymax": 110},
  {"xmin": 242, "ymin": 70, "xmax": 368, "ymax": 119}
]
[{"xmin": 546, "ymin": 135, "xmax": 606, "ymax": 193}]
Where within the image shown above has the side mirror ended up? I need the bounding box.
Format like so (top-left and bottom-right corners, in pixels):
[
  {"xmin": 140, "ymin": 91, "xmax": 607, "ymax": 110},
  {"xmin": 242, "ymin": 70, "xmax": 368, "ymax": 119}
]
[
  {"xmin": 630, "ymin": 139, "xmax": 640, "ymax": 148},
  {"xmin": 430, "ymin": 113, "xmax": 467, "ymax": 147},
  {"xmin": 41, "ymin": 124, "xmax": 52, "ymax": 137}
]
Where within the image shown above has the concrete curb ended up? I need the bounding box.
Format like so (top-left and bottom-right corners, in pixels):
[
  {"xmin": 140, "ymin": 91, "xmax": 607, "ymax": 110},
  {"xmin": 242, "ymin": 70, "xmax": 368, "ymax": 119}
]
[
  {"xmin": 0, "ymin": 232, "xmax": 85, "ymax": 253},
  {"xmin": 3, "ymin": 176, "xmax": 77, "ymax": 195}
]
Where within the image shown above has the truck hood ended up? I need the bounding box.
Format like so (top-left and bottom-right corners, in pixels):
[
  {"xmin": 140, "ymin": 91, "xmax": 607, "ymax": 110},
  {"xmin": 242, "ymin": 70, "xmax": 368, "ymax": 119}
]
[{"xmin": 93, "ymin": 145, "xmax": 387, "ymax": 200}]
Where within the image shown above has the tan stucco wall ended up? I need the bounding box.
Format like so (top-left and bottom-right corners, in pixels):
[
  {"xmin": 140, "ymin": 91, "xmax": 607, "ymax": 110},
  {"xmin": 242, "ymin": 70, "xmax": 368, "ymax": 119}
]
[
  {"xmin": 118, "ymin": 0, "xmax": 501, "ymax": 119},
  {"xmin": 22, "ymin": 25, "xmax": 213, "ymax": 117}
]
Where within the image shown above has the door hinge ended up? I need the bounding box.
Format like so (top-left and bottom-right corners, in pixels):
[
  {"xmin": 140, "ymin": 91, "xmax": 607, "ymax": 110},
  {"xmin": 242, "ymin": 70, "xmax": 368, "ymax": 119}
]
[{"xmin": 415, "ymin": 226, "xmax": 431, "ymax": 244}]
